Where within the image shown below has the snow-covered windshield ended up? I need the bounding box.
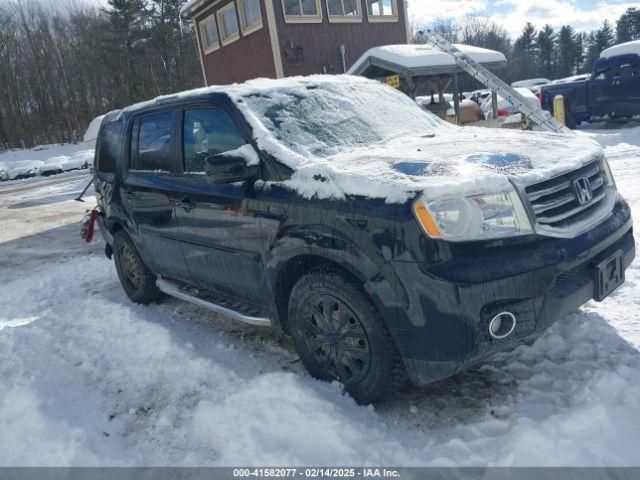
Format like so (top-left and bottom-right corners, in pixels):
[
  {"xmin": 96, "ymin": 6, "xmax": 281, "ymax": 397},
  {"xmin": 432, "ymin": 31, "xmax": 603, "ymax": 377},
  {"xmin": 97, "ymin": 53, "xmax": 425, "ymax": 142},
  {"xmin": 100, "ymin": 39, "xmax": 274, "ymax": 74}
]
[{"xmin": 241, "ymin": 80, "xmax": 443, "ymax": 157}]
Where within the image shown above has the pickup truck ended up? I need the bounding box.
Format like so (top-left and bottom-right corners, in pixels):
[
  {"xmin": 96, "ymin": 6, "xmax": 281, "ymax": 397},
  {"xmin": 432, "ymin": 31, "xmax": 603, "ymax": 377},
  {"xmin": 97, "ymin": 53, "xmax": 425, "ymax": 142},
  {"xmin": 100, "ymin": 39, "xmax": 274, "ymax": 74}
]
[{"xmin": 540, "ymin": 40, "xmax": 640, "ymax": 128}]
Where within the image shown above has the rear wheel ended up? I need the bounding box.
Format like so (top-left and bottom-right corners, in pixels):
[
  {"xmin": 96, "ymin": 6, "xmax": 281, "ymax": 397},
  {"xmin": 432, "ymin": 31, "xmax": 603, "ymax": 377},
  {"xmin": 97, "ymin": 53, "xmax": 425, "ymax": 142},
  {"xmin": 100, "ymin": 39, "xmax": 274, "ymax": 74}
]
[
  {"xmin": 113, "ymin": 231, "xmax": 162, "ymax": 305},
  {"xmin": 288, "ymin": 269, "xmax": 407, "ymax": 404}
]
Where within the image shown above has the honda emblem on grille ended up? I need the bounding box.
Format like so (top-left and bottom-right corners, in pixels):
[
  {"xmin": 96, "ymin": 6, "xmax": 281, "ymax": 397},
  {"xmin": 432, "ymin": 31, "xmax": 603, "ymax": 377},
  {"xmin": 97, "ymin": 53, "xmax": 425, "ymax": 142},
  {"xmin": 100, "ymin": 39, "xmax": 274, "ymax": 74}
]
[{"xmin": 573, "ymin": 177, "xmax": 593, "ymax": 205}]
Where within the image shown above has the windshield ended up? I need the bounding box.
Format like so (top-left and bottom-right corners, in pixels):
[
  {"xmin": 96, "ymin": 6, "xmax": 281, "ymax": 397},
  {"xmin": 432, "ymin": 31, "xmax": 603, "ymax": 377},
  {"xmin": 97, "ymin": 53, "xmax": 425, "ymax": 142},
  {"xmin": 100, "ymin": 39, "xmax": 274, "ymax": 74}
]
[{"xmin": 241, "ymin": 80, "xmax": 444, "ymax": 158}]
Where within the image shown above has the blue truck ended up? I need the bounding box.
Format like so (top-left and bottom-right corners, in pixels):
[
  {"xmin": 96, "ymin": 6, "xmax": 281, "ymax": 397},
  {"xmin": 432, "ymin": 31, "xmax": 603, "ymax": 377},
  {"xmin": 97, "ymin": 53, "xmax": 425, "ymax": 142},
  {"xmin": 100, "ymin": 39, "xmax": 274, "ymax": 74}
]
[{"xmin": 540, "ymin": 40, "xmax": 640, "ymax": 128}]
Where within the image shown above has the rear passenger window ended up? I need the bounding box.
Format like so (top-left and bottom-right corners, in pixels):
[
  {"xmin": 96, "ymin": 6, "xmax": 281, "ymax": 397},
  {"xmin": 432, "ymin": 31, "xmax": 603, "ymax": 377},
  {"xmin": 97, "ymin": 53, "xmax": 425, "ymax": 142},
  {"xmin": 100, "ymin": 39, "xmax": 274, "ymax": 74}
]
[
  {"xmin": 183, "ymin": 108, "xmax": 248, "ymax": 173},
  {"xmin": 130, "ymin": 111, "xmax": 175, "ymax": 173},
  {"xmin": 96, "ymin": 121, "xmax": 123, "ymax": 174}
]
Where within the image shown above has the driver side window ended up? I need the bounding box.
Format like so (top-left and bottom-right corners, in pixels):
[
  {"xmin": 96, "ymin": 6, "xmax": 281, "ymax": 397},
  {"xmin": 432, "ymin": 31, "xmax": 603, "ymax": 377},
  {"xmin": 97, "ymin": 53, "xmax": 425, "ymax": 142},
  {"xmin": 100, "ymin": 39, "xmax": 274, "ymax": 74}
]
[{"xmin": 183, "ymin": 108, "xmax": 248, "ymax": 174}]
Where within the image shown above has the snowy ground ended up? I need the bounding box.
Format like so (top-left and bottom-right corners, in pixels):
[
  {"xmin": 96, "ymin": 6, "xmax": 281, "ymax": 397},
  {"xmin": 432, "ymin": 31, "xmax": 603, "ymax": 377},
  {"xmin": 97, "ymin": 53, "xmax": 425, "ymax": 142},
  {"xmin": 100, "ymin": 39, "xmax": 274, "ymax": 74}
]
[
  {"xmin": 0, "ymin": 143, "xmax": 93, "ymax": 182},
  {"xmin": 0, "ymin": 124, "xmax": 639, "ymax": 466}
]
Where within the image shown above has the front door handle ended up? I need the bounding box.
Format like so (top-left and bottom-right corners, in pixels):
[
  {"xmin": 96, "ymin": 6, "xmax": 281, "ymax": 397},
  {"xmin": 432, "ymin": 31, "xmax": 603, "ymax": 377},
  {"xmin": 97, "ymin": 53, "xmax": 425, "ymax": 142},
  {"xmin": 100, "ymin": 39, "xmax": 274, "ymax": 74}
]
[{"xmin": 174, "ymin": 197, "xmax": 196, "ymax": 213}]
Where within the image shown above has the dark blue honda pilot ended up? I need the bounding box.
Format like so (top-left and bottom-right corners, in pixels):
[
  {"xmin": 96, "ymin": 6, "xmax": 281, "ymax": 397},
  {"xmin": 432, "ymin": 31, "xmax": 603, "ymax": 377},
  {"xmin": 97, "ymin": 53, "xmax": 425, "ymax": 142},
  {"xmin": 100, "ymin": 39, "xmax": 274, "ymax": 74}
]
[{"xmin": 94, "ymin": 75, "xmax": 634, "ymax": 404}]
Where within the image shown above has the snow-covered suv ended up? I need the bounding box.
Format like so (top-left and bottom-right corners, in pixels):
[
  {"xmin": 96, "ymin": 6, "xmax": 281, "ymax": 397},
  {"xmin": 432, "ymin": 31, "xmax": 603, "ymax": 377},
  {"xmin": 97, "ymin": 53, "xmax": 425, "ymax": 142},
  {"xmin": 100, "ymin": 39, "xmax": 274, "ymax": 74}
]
[{"xmin": 93, "ymin": 75, "xmax": 634, "ymax": 404}]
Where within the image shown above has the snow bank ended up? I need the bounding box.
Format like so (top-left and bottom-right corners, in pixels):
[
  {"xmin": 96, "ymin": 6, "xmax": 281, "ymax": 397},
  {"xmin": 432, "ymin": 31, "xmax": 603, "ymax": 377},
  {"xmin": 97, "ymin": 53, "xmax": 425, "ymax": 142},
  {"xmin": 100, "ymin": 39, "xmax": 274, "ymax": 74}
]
[
  {"xmin": 600, "ymin": 40, "xmax": 640, "ymax": 59},
  {"xmin": 0, "ymin": 144, "xmax": 92, "ymax": 181},
  {"xmin": 348, "ymin": 44, "xmax": 506, "ymax": 73}
]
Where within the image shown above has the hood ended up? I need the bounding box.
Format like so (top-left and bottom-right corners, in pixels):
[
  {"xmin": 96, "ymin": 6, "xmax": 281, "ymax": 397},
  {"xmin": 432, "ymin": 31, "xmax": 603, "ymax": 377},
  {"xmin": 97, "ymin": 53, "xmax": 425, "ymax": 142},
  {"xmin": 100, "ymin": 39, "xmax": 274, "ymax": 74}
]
[{"xmin": 285, "ymin": 127, "xmax": 604, "ymax": 204}]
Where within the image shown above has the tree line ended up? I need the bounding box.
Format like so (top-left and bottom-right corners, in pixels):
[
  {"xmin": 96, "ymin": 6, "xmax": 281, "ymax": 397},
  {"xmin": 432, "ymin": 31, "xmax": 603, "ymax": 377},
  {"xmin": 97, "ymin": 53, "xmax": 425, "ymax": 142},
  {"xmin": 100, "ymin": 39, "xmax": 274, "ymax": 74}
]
[
  {"xmin": 414, "ymin": 8, "xmax": 640, "ymax": 88},
  {"xmin": 1, "ymin": 2, "xmax": 639, "ymax": 151},
  {"xmin": 0, "ymin": 0, "xmax": 202, "ymax": 151}
]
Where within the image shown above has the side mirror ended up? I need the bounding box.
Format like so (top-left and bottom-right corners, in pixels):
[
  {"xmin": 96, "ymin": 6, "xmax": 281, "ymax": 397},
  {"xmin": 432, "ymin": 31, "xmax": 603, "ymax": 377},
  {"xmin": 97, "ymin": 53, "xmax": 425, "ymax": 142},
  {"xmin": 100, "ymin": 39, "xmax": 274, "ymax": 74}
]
[{"xmin": 205, "ymin": 154, "xmax": 256, "ymax": 185}]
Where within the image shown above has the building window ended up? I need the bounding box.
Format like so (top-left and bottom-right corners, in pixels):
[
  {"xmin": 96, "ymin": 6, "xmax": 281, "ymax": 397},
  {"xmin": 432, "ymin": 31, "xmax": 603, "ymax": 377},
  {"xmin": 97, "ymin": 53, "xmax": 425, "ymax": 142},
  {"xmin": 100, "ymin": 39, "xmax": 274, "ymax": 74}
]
[
  {"xmin": 199, "ymin": 13, "xmax": 220, "ymax": 54},
  {"xmin": 282, "ymin": 0, "xmax": 323, "ymax": 23},
  {"xmin": 326, "ymin": 0, "xmax": 361, "ymax": 22},
  {"xmin": 237, "ymin": 0, "xmax": 263, "ymax": 35},
  {"xmin": 217, "ymin": 2, "xmax": 240, "ymax": 46},
  {"xmin": 366, "ymin": 0, "xmax": 398, "ymax": 21}
]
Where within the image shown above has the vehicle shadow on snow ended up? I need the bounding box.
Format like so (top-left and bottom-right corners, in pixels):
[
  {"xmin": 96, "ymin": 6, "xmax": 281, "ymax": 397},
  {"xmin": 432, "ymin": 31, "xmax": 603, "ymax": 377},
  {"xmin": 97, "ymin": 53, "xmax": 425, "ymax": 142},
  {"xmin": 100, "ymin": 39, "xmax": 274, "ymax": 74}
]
[
  {"xmin": 6, "ymin": 190, "xmax": 83, "ymax": 209},
  {"xmin": 0, "ymin": 222, "xmax": 103, "ymax": 281}
]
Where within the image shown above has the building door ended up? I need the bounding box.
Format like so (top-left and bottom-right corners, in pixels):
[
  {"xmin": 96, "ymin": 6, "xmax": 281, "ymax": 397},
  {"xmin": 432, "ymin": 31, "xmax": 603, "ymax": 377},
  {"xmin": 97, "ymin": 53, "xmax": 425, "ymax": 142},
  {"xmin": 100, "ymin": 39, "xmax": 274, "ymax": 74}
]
[{"xmin": 172, "ymin": 106, "xmax": 268, "ymax": 303}]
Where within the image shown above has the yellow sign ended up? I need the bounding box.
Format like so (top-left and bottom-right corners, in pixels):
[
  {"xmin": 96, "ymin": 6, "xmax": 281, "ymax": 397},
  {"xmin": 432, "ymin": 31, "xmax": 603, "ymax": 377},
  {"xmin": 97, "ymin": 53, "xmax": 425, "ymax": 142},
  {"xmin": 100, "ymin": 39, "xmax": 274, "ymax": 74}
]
[{"xmin": 386, "ymin": 75, "xmax": 400, "ymax": 89}]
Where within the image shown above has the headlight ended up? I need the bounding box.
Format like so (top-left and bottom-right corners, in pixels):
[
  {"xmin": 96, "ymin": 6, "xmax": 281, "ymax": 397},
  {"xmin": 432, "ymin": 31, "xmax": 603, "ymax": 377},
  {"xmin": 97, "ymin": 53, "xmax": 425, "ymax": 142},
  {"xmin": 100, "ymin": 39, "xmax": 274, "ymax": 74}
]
[
  {"xmin": 601, "ymin": 158, "xmax": 616, "ymax": 187},
  {"xmin": 413, "ymin": 188, "xmax": 533, "ymax": 241}
]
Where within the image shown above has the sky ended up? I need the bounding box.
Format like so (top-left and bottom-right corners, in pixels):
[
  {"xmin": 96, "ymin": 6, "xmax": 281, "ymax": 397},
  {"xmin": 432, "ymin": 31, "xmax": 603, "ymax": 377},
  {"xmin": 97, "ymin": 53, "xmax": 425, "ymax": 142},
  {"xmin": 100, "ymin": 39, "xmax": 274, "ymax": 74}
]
[
  {"xmin": 8, "ymin": 0, "xmax": 638, "ymax": 39},
  {"xmin": 407, "ymin": 0, "xmax": 639, "ymax": 38}
]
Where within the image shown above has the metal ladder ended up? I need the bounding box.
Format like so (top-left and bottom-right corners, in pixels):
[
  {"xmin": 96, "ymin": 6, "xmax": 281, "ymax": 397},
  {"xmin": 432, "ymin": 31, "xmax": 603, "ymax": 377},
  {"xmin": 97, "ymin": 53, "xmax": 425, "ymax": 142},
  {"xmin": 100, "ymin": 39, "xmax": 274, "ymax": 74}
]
[{"xmin": 424, "ymin": 32, "xmax": 573, "ymax": 134}]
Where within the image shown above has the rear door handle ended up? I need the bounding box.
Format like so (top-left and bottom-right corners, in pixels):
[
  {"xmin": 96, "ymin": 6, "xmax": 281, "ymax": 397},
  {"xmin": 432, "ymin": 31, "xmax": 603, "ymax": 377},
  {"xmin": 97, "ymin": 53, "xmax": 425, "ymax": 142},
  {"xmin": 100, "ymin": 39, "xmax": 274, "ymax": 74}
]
[{"xmin": 124, "ymin": 191, "xmax": 135, "ymax": 201}]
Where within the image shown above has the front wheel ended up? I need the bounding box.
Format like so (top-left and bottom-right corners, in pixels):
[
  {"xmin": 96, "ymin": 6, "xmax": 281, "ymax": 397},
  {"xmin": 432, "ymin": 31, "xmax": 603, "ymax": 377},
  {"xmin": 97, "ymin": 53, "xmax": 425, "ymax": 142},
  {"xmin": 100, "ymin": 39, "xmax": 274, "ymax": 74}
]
[
  {"xmin": 113, "ymin": 231, "xmax": 162, "ymax": 305},
  {"xmin": 288, "ymin": 269, "xmax": 407, "ymax": 404}
]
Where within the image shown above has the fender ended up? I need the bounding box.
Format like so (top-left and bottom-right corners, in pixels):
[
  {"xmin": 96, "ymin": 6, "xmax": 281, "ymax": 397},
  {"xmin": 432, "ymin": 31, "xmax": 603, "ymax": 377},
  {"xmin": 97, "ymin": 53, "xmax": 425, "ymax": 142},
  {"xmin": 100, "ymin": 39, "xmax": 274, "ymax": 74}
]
[{"xmin": 263, "ymin": 219, "xmax": 412, "ymax": 329}]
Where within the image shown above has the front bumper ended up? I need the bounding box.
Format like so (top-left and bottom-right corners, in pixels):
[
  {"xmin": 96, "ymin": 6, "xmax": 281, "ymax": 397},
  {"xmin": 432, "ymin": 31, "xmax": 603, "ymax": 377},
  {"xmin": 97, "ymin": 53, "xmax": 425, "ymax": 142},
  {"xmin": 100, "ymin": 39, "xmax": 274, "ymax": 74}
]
[{"xmin": 387, "ymin": 200, "xmax": 635, "ymax": 385}]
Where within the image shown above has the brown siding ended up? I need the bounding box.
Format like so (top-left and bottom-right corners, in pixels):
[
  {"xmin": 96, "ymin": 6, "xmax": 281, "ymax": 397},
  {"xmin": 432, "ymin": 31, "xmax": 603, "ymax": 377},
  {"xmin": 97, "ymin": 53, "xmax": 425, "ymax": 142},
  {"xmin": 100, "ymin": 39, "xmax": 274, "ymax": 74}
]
[
  {"xmin": 192, "ymin": 0, "xmax": 408, "ymax": 85},
  {"xmin": 274, "ymin": 0, "xmax": 408, "ymax": 77},
  {"xmin": 195, "ymin": 0, "xmax": 277, "ymax": 85}
]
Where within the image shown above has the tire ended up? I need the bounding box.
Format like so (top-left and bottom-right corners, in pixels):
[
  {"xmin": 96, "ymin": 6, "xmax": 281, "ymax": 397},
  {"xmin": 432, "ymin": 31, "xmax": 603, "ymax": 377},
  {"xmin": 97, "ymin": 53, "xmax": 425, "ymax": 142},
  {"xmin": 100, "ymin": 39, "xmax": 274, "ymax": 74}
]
[
  {"xmin": 113, "ymin": 230, "xmax": 162, "ymax": 305},
  {"xmin": 565, "ymin": 108, "xmax": 577, "ymax": 130},
  {"xmin": 288, "ymin": 269, "xmax": 407, "ymax": 404}
]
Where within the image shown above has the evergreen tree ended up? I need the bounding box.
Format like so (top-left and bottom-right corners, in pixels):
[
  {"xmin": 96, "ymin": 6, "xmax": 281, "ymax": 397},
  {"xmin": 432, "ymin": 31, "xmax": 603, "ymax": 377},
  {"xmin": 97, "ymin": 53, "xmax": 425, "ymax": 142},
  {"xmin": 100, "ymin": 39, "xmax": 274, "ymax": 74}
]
[
  {"xmin": 556, "ymin": 25, "xmax": 579, "ymax": 78},
  {"xmin": 535, "ymin": 24, "xmax": 555, "ymax": 78},
  {"xmin": 616, "ymin": 8, "xmax": 640, "ymax": 42},
  {"xmin": 103, "ymin": 0, "xmax": 150, "ymax": 103},
  {"xmin": 512, "ymin": 23, "xmax": 537, "ymax": 80}
]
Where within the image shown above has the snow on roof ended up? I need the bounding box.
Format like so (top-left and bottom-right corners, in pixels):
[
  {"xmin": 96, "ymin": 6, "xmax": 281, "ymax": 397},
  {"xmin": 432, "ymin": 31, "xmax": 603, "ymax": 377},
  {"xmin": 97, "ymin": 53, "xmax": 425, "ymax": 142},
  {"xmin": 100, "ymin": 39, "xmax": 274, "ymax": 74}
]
[
  {"xmin": 511, "ymin": 78, "xmax": 550, "ymax": 88},
  {"xmin": 83, "ymin": 114, "xmax": 105, "ymax": 148},
  {"xmin": 348, "ymin": 44, "xmax": 506, "ymax": 74},
  {"xmin": 548, "ymin": 74, "xmax": 590, "ymax": 85},
  {"xmin": 180, "ymin": 0, "xmax": 207, "ymax": 18},
  {"xmin": 599, "ymin": 40, "xmax": 640, "ymax": 59}
]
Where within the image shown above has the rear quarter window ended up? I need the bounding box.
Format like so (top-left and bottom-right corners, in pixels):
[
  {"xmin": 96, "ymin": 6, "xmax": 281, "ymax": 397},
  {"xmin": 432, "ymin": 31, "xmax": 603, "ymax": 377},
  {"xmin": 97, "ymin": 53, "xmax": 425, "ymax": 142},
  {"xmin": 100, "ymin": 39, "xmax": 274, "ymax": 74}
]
[{"xmin": 96, "ymin": 121, "xmax": 124, "ymax": 174}]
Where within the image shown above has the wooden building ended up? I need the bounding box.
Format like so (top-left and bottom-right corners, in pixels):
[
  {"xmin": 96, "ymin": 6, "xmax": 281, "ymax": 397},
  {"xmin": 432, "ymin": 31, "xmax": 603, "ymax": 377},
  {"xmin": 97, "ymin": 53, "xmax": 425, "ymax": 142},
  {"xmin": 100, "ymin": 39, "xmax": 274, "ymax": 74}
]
[{"xmin": 181, "ymin": 0, "xmax": 410, "ymax": 85}]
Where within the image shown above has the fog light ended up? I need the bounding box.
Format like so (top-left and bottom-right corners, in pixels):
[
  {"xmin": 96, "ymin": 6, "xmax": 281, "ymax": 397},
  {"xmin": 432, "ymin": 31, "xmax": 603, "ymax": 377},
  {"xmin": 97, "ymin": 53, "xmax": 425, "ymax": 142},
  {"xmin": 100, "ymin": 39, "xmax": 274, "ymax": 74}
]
[{"xmin": 489, "ymin": 312, "xmax": 516, "ymax": 339}]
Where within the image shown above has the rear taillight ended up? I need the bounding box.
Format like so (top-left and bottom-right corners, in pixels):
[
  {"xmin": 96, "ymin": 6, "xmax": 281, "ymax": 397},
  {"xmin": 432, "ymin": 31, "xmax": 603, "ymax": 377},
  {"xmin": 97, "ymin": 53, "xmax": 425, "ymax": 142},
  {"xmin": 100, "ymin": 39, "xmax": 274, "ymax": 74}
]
[
  {"xmin": 498, "ymin": 110, "xmax": 508, "ymax": 117},
  {"xmin": 538, "ymin": 91, "xmax": 543, "ymax": 104}
]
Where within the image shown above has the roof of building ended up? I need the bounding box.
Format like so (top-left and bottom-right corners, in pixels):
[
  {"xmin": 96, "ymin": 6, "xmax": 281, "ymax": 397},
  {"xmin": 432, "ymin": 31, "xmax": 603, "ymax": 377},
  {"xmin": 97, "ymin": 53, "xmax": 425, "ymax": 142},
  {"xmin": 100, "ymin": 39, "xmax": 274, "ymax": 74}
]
[
  {"xmin": 348, "ymin": 44, "xmax": 507, "ymax": 78},
  {"xmin": 180, "ymin": 0, "xmax": 208, "ymax": 18}
]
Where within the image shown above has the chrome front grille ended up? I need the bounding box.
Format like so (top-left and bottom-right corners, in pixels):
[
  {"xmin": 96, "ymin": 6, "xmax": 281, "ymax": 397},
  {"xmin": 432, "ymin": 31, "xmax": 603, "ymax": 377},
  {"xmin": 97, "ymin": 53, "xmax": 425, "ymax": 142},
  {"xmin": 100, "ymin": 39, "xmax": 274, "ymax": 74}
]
[{"xmin": 525, "ymin": 160, "xmax": 607, "ymax": 228}]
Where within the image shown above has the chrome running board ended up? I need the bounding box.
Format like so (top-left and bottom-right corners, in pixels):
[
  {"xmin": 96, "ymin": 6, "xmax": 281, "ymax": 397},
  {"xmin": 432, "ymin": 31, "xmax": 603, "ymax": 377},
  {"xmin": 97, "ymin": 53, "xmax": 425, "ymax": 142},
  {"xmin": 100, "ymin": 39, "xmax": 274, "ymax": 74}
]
[{"xmin": 156, "ymin": 277, "xmax": 271, "ymax": 327}]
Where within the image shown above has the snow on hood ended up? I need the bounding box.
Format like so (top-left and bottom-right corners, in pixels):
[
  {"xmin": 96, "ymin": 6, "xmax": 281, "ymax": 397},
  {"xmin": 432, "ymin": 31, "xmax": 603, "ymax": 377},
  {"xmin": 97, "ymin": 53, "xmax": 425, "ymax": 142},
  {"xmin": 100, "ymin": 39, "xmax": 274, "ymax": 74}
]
[
  {"xmin": 285, "ymin": 127, "xmax": 603, "ymax": 203},
  {"xmin": 227, "ymin": 76, "xmax": 602, "ymax": 203}
]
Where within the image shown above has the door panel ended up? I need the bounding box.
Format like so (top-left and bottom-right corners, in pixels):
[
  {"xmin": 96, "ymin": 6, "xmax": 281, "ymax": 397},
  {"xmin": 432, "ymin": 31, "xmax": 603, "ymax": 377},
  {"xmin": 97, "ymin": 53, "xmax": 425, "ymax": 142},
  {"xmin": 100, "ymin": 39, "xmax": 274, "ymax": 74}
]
[
  {"xmin": 615, "ymin": 61, "xmax": 640, "ymax": 117},
  {"xmin": 123, "ymin": 109, "xmax": 190, "ymax": 283},
  {"xmin": 122, "ymin": 173, "xmax": 189, "ymax": 282},
  {"xmin": 174, "ymin": 106, "xmax": 269, "ymax": 303},
  {"xmin": 173, "ymin": 177, "xmax": 267, "ymax": 301}
]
